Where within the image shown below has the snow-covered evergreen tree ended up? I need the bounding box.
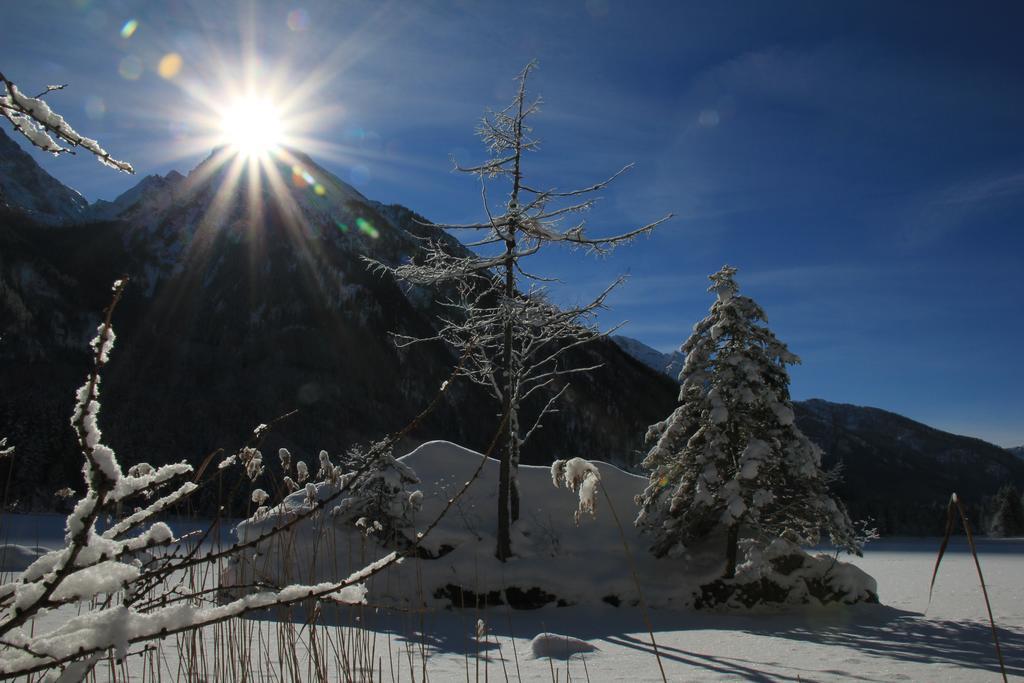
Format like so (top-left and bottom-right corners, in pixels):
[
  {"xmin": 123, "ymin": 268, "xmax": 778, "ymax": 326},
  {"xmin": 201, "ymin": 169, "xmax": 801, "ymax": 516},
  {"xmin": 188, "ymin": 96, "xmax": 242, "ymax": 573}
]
[
  {"xmin": 330, "ymin": 445, "xmax": 423, "ymax": 548},
  {"xmin": 635, "ymin": 266, "xmax": 862, "ymax": 578},
  {"xmin": 987, "ymin": 484, "xmax": 1024, "ymax": 537}
]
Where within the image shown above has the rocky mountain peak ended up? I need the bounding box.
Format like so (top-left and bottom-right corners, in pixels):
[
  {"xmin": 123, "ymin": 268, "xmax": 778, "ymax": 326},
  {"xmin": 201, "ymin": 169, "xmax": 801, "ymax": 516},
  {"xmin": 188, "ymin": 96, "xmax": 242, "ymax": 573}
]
[
  {"xmin": 611, "ymin": 335, "xmax": 685, "ymax": 379},
  {"xmin": 87, "ymin": 169, "xmax": 186, "ymax": 221}
]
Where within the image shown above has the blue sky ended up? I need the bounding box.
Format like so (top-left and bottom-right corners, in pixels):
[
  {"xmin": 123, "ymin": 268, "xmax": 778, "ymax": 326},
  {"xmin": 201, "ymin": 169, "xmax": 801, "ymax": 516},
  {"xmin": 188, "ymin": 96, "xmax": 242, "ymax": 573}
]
[{"xmin": 5, "ymin": 1, "xmax": 1023, "ymax": 446}]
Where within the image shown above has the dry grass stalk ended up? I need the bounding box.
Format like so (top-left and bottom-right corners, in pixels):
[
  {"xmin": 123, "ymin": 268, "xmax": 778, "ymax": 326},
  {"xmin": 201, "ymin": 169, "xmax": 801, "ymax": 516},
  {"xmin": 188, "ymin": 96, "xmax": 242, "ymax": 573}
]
[{"xmin": 929, "ymin": 492, "xmax": 1008, "ymax": 683}]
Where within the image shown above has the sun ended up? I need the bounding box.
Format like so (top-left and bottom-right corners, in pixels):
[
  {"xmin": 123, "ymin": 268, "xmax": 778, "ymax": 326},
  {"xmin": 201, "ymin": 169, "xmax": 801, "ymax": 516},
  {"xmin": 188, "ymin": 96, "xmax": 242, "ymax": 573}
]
[{"xmin": 219, "ymin": 96, "xmax": 284, "ymax": 157}]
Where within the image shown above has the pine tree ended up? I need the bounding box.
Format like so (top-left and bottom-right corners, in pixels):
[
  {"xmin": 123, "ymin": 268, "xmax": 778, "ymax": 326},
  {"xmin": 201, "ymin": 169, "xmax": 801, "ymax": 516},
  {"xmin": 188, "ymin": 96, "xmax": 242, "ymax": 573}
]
[
  {"xmin": 635, "ymin": 265, "xmax": 862, "ymax": 578},
  {"xmin": 331, "ymin": 444, "xmax": 423, "ymax": 548},
  {"xmin": 987, "ymin": 484, "xmax": 1024, "ymax": 537}
]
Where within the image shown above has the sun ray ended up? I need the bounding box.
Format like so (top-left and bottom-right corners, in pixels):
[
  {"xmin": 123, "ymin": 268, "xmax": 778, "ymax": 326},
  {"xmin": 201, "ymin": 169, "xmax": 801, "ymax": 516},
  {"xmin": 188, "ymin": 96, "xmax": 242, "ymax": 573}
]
[
  {"xmin": 201, "ymin": 152, "xmax": 249, "ymax": 234},
  {"xmin": 115, "ymin": 4, "xmax": 429, "ymax": 379}
]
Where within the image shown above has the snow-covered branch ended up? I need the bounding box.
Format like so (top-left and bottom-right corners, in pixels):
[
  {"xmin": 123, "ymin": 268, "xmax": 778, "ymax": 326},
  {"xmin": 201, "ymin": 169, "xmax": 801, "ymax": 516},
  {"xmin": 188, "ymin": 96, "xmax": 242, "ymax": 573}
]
[
  {"xmin": 0, "ymin": 283, "xmax": 495, "ymax": 679},
  {"xmin": 0, "ymin": 71, "xmax": 133, "ymax": 173}
]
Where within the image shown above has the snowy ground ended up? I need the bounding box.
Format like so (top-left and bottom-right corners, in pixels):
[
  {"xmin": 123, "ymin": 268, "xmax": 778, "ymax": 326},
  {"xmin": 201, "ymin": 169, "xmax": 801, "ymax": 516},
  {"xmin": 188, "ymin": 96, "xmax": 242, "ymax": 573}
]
[
  {"xmin": 2, "ymin": 511, "xmax": 1020, "ymax": 681},
  {"xmin": 304, "ymin": 536, "xmax": 1021, "ymax": 682}
]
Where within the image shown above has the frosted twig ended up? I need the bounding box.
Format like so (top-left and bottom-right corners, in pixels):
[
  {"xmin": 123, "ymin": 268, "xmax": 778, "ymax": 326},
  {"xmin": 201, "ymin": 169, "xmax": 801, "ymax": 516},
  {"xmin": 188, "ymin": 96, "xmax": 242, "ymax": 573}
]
[{"xmin": 0, "ymin": 71, "xmax": 133, "ymax": 173}]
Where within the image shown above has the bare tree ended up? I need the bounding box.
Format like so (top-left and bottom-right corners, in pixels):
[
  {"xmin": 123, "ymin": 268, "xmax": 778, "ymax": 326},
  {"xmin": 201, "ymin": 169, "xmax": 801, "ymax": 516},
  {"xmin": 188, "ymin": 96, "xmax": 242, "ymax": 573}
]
[
  {"xmin": 370, "ymin": 62, "xmax": 672, "ymax": 560},
  {"xmin": 0, "ymin": 70, "xmax": 133, "ymax": 173}
]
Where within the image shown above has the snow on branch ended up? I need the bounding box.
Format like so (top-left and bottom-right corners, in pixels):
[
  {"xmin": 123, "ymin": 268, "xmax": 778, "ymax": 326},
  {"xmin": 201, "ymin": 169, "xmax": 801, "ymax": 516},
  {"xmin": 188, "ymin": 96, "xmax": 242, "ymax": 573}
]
[
  {"xmin": 551, "ymin": 458, "xmax": 601, "ymax": 525},
  {"xmin": 0, "ymin": 557, "xmax": 387, "ymax": 678},
  {"xmin": 0, "ymin": 71, "xmax": 133, "ymax": 173},
  {"xmin": 0, "ymin": 280, "xmax": 202, "ymax": 652},
  {"xmin": 0, "ymin": 283, "xmax": 501, "ymax": 680}
]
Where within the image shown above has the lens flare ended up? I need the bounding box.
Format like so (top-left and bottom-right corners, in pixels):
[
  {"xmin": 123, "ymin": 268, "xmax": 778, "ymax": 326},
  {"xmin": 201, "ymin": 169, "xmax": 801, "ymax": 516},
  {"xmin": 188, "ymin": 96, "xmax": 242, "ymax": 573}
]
[
  {"xmin": 356, "ymin": 217, "xmax": 379, "ymax": 239},
  {"xmin": 158, "ymin": 53, "xmax": 183, "ymax": 79},
  {"xmin": 84, "ymin": 96, "xmax": 106, "ymax": 120},
  {"xmin": 118, "ymin": 55, "xmax": 143, "ymax": 80},
  {"xmin": 120, "ymin": 19, "xmax": 138, "ymax": 38},
  {"xmin": 286, "ymin": 9, "xmax": 310, "ymax": 32}
]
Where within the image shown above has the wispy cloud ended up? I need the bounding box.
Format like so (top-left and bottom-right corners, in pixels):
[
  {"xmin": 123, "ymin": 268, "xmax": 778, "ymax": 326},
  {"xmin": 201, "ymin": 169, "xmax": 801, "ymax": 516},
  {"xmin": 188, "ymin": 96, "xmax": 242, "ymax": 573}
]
[
  {"xmin": 628, "ymin": 37, "xmax": 1024, "ymax": 243},
  {"xmin": 936, "ymin": 171, "xmax": 1024, "ymax": 206},
  {"xmin": 898, "ymin": 169, "xmax": 1024, "ymax": 246}
]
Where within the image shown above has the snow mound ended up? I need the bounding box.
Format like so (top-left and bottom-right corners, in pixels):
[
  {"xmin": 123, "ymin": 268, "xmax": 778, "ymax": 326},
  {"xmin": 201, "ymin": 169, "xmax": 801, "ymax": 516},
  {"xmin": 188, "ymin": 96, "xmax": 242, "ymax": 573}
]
[
  {"xmin": 697, "ymin": 539, "xmax": 878, "ymax": 609},
  {"xmin": 226, "ymin": 441, "xmax": 876, "ymax": 611},
  {"xmin": 529, "ymin": 632, "xmax": 599, "ymax": 660}
]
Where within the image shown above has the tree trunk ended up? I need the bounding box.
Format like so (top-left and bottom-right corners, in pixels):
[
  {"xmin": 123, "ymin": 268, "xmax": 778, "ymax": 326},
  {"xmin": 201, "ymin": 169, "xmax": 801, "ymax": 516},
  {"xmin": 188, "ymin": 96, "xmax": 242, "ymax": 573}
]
[
  {"xmin": 510, "ymin": 471, "xmax": 520, "ymax": 523},
  {"xmin": 724, "ymin": 524, "xmax": 739, "ymax": 579},
  {"xmin": 496, "ymin": 430, "xmax": 512, "ymax": 560},
  {"xmin": 495, "ymin": 236, "xmax": 516, "ymax": 562},
  {"xmin": 497, "ymin": 78, "xmax": 525, "ymax": 561},
  {"xmin": 509, "ymin": 428, "xmax": 521, "ymax": 522}
]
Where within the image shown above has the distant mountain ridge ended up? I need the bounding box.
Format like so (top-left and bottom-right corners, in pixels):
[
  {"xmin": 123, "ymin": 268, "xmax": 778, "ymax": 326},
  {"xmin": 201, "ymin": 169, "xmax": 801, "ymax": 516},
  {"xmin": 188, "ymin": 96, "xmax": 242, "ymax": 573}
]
[{"xmin": 794, "ymin": 399, "xmax": 1024, "ymax": 534}]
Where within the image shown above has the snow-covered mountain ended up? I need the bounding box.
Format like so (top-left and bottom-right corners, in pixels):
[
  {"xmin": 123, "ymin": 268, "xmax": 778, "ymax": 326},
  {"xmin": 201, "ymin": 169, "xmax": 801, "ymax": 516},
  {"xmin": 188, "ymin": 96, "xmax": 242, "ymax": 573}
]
[
  {"xmin": 1009, "ymin": 446, "xmax": 1024, "ymax": 460},
  {"xmin": 0, "ymin": 144, "xmax": 675, "ymax": 508},
  {"xmin": 0, "ymin": 128, "xmax": 88, "ymax": 224},
  {"xmin": 611, "ymin": 335, "xmax": 684, "ymax": 379}
]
